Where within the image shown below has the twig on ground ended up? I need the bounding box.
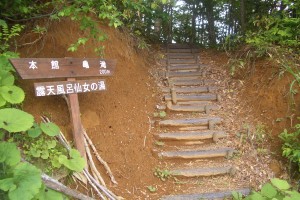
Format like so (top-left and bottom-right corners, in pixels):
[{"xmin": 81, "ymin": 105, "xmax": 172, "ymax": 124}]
[{"xmin": 82, "ymin": 127, "xmax": 118, "ymax": 185}]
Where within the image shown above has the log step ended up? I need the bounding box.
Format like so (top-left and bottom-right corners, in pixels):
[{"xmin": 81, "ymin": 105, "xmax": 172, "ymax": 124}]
[
  {"xmin": 168, "ymin": 64, "xmax": 207, "ymax": 71},
  {"xmin": 159, "ymin": 117, "xmax": 222, "ymax": 127},
  {"xmin": 167, "ymin": 44, "xmax": 192, "ymax": 49},
  {"xmin": 164, "ymin": 94, "xmax": 219, "ymax": 102},
  {"xmin": 170, "ymin": 166, "xmax": 235, "ymax": 177},
  {"xmin": 170, "ymin": 79, "xmax": 214, "ymax": 86},
  {"xmin": 166, "ymin": 104, "xmax": 219, "ymax": 113},
  {"xmin": 161, "ymin": 188, "xmax": 251, "ymax": 200},
  {"xmin": 168, "ymin": 49, "xmax": 193, "ymax": 53},
  {"xmin": 168, "ymin": 59, "xmax": 197, "ymax": 64},
  {"xmin": 167, "ymin": 54, "xmax": 196, "ymax": 59},
  {"xmin": 158, "ymin": 147, "xmax": 234, "ymax": 159},
  {"xmin": 156, "ymin": 131, "xmax": 226, "ymax": 141},
  {"xmin": 162, "ymin": 86, "xmax": 218, "ymax": 93},
  {"xmin": 167, "ymin": 71, "xmax": 203, "ymax": 78}
]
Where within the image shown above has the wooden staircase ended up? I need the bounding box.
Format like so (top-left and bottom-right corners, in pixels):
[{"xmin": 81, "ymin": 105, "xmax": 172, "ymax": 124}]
[{"xmin": 154, "ymin": 44, "xmax": 250, "ymax": 199}]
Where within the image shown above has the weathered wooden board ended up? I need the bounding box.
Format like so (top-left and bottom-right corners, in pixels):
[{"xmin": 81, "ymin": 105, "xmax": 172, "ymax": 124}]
[
  {"xmin": 156, "ymin": 131, "xmax": 226, "ymax": 141},
  {"xmin": 168, "ymin": 64, "xmax": 207, "ymax": 71},
  {"xmin": 161, "ymin": 188, "xmax": 251, "ymax": 200},
  {"xmin": 162, "ymin": 86, "xmax": 218, "ymax": 93},
  {"xmin": 34, "ymin": 79, "xmax": 106, "ymax": 96},
  {"xmin": 159, "ymin": 117, "xmax": 222, "ymax": 127},
  {"xmin": 9, "ymin": 58, "xmax": 116, "ymax": 79},
  {"xmin": 171, "ymin": 79, "xmax": 214, "ymax": 86},
  {"xmin": 167, "ymin": 54, "xmax": 196, "ymax": 59},
  {"xmin": 167, "ymin": 71, "xmax": 203, "ymax": 77},
  {"xmin": 168, "ymin": 59, "xmax": 197, "ymax": 64},
  {"xmin": 164, "ymin": 94, "xmax": 218, "ymax": 101},
  {"xmin": 170, "ymin": 166, "xmax": 233, "ymax": 177},
  {"xmin": 158, "ymin": 147, "xmax": 234, "ymax": 159}
]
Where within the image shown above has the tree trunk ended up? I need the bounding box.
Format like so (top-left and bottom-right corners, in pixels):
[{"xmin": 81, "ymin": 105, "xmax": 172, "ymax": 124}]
[
  {"xmin": 240, "ymin": 0, "xmax": 246, "ymax": 35},
  {"xmin": 204, "ymin": 0, "xmax": 216, "ymax": 47}
]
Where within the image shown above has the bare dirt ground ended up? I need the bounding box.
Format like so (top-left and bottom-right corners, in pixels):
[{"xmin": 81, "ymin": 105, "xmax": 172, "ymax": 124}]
[{"xmin": 17, "ymin": 19, "xmax": 296, "ymax": 199}]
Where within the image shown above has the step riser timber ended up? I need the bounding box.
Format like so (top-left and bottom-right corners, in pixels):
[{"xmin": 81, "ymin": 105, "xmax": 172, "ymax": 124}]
[
  {"xmin": 170, "ymin": 80, "xmax": 214, "ymax": 86},
  {"xmin": 161, "ymin": 188, "xmax": 251, "ymax": 200},
  {"xmin": 159, "ymin": 118, "xmax": 222, "ymax": 127},
  {"xmin": 168, "ymin": 59, "xmax": 197, "ymax": 64},
  {"xmin": 158, "ymin": 148, "xmax": 234, "ymax": 159},
  {"xmin": 162, "ymin": 86, "xmax": 218, "ymax": 93},
  {"xmin": 170, "ymin": 166, "xmax": 234, "ymax": 177},
  {"xmin": 168, "ymin": 64, "xmax": 208, "ymax": 71},
  {"xmin": 166, "ymin": 104, "xmax": 219, "ymax": 113},
  {"xmin": 164, "ymin": 94, "xmax": 219, "ymax": 102},
  {"xmin": 155, "ymin": 131, "xmax": 226, "ymax": 141},
  {"xmin": 167, "ymin": 71, "xmax": 203, "ymax": 78}
]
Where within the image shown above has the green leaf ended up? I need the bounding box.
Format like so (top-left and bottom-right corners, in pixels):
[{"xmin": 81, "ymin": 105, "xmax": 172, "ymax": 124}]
[
  {"xmin": 0, "ymin": 108, "xmax": 34, "ymax": 132},
  {"xmin": 271, "ymin": 178, "xmax": 290, "ymax": 190},
  {"xmin": 232, "ymin": 191, "xmax": 243, "ymax": 200},
  {"xmin": 27, "ymin": 127, "xmax": 42, "ymax": 138},
  {"xmin": 0, "ymin": 86, "xmax": 25, "ymax": 104},
  {"xmin": 0, "ymin": 163, "xmax": 42, "ymax": 200},
  {"xmin": 261, "ymin": 183, "xmax": 277, "ymax": 198},
  {"xmin": 46, "ymin": 140, "xmax": 56, "ymax": 149},
  {"xmin": 0, "ymin": 95, "xmax": 6, "ymax": 107},
  {"xmin": 0, "ymin": 70, "xmax": 14, "ymax": 86},
  {"xmin": 35, "ymin": 184, "xmax": 64, "ymax": 200},
  {"xmin": 40, "ymin": 122, "xmax": 60, "ymax": 136},
  {"xmin": 159, "ymin": 111, "xmax": 167, "ymax": 118},
  {"xmin": 249, "ymin": 192, "xmax": 266, "ymax": 200},
  {"xmin": 0, "ymin": 142, "xmax": 21, "ymax": 166},
  {"xmin": 59, "ymin": 149, "xmax": 86, "ymax": 172}
]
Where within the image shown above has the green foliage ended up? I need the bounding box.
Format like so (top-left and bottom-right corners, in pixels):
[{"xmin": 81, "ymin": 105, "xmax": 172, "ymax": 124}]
[
  {"xmin": 147, "ymin": 185, "xmax": 157, "ymax": 192},
  {"xmin": 0, "ymin": 142, "xmax": 66, "ymax": 200},
  {"xmin": 233, "ymin": 178, "xmax": 300, "ymax": 200},
  {"xmin": 154, "ymin": 168, "xmax": 172, "ymax": 181},
  {"xmin": 0, "ymin": 108, "xmax": 34, "ymax": 132},
  {"xmin": 58, "ymin": 149, "xmax": 86, "ymax": 172},
  {"xmin": 40, "ymin": 122, "xmax": 60, "ymax": 137},
  {"xmin": 0, "ymin": 20, "xmax": 24, "ymax": 53},
  {"xmin": 279, "ymin": 124, "xmax": 300, "ymax": 171},
  {"xmin": 23, "ymin": 124, "xmax": 85, "ymax": 173}
]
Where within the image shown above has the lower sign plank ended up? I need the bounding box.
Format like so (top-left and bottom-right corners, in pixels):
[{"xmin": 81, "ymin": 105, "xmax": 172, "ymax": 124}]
[{"xmin": 34, "ymin": 79, "xmax": 106, "ymax": 96}]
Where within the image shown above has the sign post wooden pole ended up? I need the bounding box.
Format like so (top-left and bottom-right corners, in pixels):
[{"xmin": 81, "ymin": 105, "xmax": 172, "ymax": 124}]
[{"xmin": 67, "ymin": 78, "xmax": 86, "ymax": 158}]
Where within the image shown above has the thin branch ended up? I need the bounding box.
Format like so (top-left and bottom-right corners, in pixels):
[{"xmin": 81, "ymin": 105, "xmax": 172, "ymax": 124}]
[{"xmin": 82, "ymin": 127, "xmax": 118, "ymax": 185}]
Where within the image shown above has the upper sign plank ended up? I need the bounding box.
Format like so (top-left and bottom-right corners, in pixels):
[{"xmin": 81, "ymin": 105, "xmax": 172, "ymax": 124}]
[{"xmin": 9, "ymin": 58, "xmax": 116, "ymax": 79}]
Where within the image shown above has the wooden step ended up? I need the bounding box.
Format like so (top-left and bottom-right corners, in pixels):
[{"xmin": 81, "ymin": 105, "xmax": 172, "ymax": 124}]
[
  {"xmin": 168, "ymin": 59, "xmax": 197, "ymax": 64},
  {"xmin": 159, "ymin": 117, "xmax": 222, "ymax": 127},
  {"xmin": 158, "ymin": 147, "xmax": 234, "ymax": 159},
  {"xmin": 162, "ymin": 86, "xmax": 218, "ymax": 93},
  {"xmin": 168, "ymin": 64, "xmax": 207, "ymax": 71},
  {"xmin": 164, "ymin": 94, "xmax": 219, "ymax": 102},
  {"xmin": 170, "ymin": 166, "xmax": 235, "ymax": 177},
  {"xmin": 170, "ymin": 79, "xmax": 214, "ymax": 86},
  {"xmin": 167, "ymin": 71, "xmax": 203, "ymax": 78},
  {"xmin": 167, "ymin": 54, "xmax": 196, "ymax": 59},
  {"xmin": 161, "ymin": 188, "xmax": 251, "ymax": 200},
  {"xmin": 166, "ymin": 104, "xmax": 219, "ymax": 113},
  {"xmin": 156, "ymin": 131, "xmax": 226, "ymax": 141},
  {"xmin": 167, "ymin": 44, "xmax": 192, "ymax": 49},
  {"xmin": 168, "ymin": 49, "xmax": 193, "ymax": 53}
]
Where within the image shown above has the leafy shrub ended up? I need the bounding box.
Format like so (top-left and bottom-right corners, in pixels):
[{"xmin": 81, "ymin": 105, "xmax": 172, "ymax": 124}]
[
  {"xmin": 233, "ymin": 178, "xmax": 300, "ymax": 200},
  {"xmin": 279, "ymin": 124, "xmax": 300, "ymax": 172},
  {"xmin": 0, "ymin": 142, "xmax": 65, "ymax": 200}
]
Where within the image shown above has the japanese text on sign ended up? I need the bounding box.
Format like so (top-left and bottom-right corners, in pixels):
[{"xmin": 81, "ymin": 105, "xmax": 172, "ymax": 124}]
[
  {"xmin": 9, "ymin": 58, "xmax": 116, "ymax": 79},
  {"xmin": 34, "ymin": 79, "xmax": 106, "ymax": 96}
]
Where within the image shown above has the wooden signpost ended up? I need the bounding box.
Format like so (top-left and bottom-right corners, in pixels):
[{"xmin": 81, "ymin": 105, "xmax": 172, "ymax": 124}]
[{"xmin": 9, "ymin": 58, "xmax": 116, "ymax": 158}]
